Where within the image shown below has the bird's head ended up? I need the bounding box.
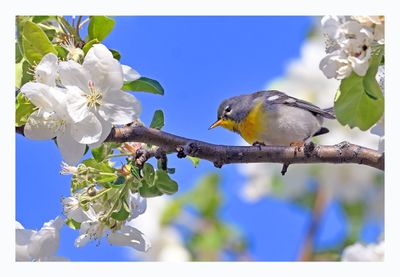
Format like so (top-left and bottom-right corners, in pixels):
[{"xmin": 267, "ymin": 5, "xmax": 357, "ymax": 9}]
[{"xmin": 209, "ymin": 94, "xmax": 254, "ymax": 132}]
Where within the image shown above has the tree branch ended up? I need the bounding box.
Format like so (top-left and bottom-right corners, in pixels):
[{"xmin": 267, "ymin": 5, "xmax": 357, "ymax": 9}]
[
  {"xmin": 16, "ymin": 125, "xmax": 384, "ymax": 171},
  {"xmin": 108, "ymin": 126, "xmax": 384, "ymax": 171}
]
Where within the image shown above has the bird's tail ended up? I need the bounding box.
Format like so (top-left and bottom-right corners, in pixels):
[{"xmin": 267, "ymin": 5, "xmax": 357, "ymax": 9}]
[{"xmin": 322, "ymin": 107, "xmax": 336, "ymax": 119}]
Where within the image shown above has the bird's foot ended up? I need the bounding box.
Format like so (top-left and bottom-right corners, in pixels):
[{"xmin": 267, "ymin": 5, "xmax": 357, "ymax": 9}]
[
  {"xmin": 290, "ymin": 141, "xmax": 305, "ymax": 153},
  {"xmin": 252, "ymin": 141, "xmax": 266, "ymax": 150}
]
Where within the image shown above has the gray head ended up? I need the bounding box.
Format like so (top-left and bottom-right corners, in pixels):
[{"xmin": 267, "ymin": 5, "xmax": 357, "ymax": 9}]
[{"xmin": 209, "ymin": 93, "xmax": 255, "ymax": 130}]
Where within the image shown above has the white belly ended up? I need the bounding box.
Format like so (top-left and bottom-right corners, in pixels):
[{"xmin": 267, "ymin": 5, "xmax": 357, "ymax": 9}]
[{"xmin": 260, "ymin": 104, "xmax": 323, "ymax": 145}]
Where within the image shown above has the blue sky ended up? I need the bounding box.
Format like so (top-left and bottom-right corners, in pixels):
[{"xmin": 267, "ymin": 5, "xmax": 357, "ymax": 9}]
[{"xmin": 16, "ymin": 16, "xmax": 379, "ymax": 261}]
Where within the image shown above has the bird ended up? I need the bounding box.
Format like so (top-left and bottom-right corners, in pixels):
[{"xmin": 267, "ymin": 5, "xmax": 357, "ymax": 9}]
[{"xmin": 209, "ymin": 90, "xmax": 335, "ymax": 146}]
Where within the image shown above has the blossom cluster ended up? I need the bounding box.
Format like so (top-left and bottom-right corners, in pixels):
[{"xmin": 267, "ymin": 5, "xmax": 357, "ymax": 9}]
[
  {"xmin": 21, "ymin": 44, "xmax": 142, "ymax": 165},
  {"xmin": 60, "ymin": 159, "xmax": 151, "ymax": 251},
  {"xmin": 319, "ymin": 16, "xmax": 384, "ymax": 80}
]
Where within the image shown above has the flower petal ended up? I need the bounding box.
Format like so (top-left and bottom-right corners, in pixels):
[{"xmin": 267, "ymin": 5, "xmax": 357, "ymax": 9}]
[
  {"xmin": 70, "ymin": 113, "xmax": 102, "ymax": 144},
  {"xmin": 24, "ymin": 110, "xmax": 57, "ymax": 140},
  {"xmin": 16, "ymin": 227, "xmax": 36, "ymax": 261},
  {"xmin": 35, "ymin": 53, "xmax": 58, "ymax": 86},
  {"xmin": 62, "ymin": 197, "xmax": 93, "ymax": 223},
  {"xmin": 319, "ymin": 54, "xmax": 340, "ymax": 79},
  {"xmin": 27, "ymin": 217, "xmax": 63, "ymax": 260},
  {"xmin": 20, "ymin": 82, "xmax": 54, "ymax": 111},
  {"xmin": 65, "ymin": 86, "xmax": 91, "ymax": 123},
  {"xmin": 108, "ymin": 225, "xmax": 151, "ymax": 252},
  {"xmin": 74, "ymin": 234, "xmax": 90, "ymax": 248},
  {"xmin": 128, "ymin": 192, "xmax": 147, "ymax": 221},
  {"xmin": 59, "ymin": 60, "xmax": 91, "ymax": 92},
  {"xmin": 321, "ymin": 16, "xmax": 341, "ymax": 39},
  {"xmin": 88, "ymin": 115, "xmax": 113, "ymax": 148},
  {"xmin": 122, "ymin": 64, "xmax": 141, "ymax": 82},
  {"xmin": 99, "ymin": 91, "xmax": 142, "ymax": 124},
  {"xmin": 56, "ymin": 129, "xmax": 86, "ymax": 165},
  {"xmin": 349, "ymin": 56, "xmax": 369, "ymax": 76},
  {"xmin": 83, "ymin": 44, "xmax": 124, "ymax": 92}
]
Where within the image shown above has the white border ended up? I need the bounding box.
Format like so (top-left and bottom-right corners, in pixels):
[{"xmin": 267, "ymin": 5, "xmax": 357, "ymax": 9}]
[{"xmin": 2, "ymin": 0, "xmax": 398, "ymax": 276}]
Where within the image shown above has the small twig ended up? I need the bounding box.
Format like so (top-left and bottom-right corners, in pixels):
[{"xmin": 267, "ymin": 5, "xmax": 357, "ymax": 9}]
[{"xmin": 281, "ymin": 163, "xmax": 290, "ymax": 175}]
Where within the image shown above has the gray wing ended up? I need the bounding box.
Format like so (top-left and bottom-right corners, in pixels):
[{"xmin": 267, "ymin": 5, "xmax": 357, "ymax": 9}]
[{"xmin": 254, "ymin": 90, "xmax": 335, "ymax": 119}]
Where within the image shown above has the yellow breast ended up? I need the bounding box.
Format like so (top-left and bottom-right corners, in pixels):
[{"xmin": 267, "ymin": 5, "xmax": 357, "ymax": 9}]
[{"xmin": 238, "ymin": 101, "xmax": 266, "ymax": 144}]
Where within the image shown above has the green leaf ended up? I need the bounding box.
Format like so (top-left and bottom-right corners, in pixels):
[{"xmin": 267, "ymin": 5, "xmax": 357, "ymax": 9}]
[
  {"xmin": 82, "ymin": 39, "xmax": 99, "ymax": 54},
  {"xmin": 21, "ymin": 21, "xmax": 57, "ymax": 65},
  {"xmin": 82, "ymin": 158, "xmax": 116, "ymax": 173},
  {"xmin": 111, "ymin": 200, "xmax": 130, "ymax": 221},
  {"xmin": 32, "ymin": 16, "xmax": 52, "ymax": 23},
  {"xmin": 83, "ymin": 145, "xmax": 90, "ymax": 155},
  {"xmin": 96, "ymin": 173, "xmax": 118, "ymax": 183},
  {"xmin": 334, "ymin": 47, "xmax": 384, "ymax": 131},
  {"xmin": 142, "ymin": 163, "xmax": 155, "ymax": 185},
  {"xmin": 187, "ymin": 156, "xmax": 200, "ymax": 168},
  {"xmin": 139, "ymin": 183, "xmax": 163, "ymax": 197},
  {"xmin": 130, "ymin": 166, "xmax": 142, "ymax": 180},
  {"xmin": 15, "ymin": 59, "xmax": 34, "ymax": 89},
  {"xmin": 41, "ymin": 28, "xmax": 57, "ymax": 42},
  {"xmin": 65, "ymin": 218, "xmax": 81, "ymax": 230},
  {"xmin": 91, "ymin": 143, "xmax": 113, "ymax": 162},
  {"xmin": 150, "ymin": 110, "xmax": 164, "ymax": 129},
  {"xmin": 110, "ymin": 49, "xmax": 121, "ymax": 61},
  {"xmin": 16, "ymin": 42, "xmax": 23, "ymax": 63},
  {"xmin": 54, "ymin": 45, "xmax": 68, "ymax": 60},
  {"xmin": 154, "ymin": 170, "xmax": 178, "ymax": 195},
  {"xmin": 88, "ymin": 16, "xmax": 115, "ymax": 42},
  {"xmin": 122, "ymin": 77, "xmax": 164, "ymax": 95},
  {"xmin": 15, "ymin": 92, "xmax": 36, "ymax": 126},
  {"xmin": 112, "ymin": 175, "xmax": 126, "ymax": 186}
]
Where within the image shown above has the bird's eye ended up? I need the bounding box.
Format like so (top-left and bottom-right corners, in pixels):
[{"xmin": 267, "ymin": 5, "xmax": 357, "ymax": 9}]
[{"xmin": 224, "ymin": 106, "xmax": 231, "ymax": 113}]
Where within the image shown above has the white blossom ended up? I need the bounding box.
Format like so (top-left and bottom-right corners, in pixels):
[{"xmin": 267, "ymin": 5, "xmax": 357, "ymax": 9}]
[
  {"xmin": 60, "ymin": 35, "xmax": 85, "ymax": 62},
  {"xmin": 128, "ymin": 192, "xmax": 147, "ymax": 221},
  {"xmin": 58, "ymin": 44, "xmax": 142, "ymax": 148},
  {"xmin": 62, "ymin": 194, "xmax": 96, "ymax": 223},
  {"xmin": 319, "ymin": 16, "xmax": 383, "ymax": 80},
  {"xmin": 60, "ymin": 161, "xmax": 79, "ymax": 175},
  {"xmin": 108, "ymin": 225, "xmax": 151, "ymax": 252},
  {"xmin": 75, "ymin": 217, "xmax": 106, "ymax": 247},
  {"xmin": 341, "ymin": 240, "xmax": 384, "ymax": 261},
  {"xmin": 21, "ymin": 53, "xmax": 88, "ymax": 164},
  {"xmin": 16, "ymin": 216, "xmax": 67, "ymax": 261},
  {"xmin": 67, "ymin": 188, "xmax": 150, "ymax": 251}
]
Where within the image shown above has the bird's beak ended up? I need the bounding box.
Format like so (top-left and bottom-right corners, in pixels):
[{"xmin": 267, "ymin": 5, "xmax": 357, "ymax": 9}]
[{"xmin": 208, "ymin": 119, "xmax": 223, "ymax": 130}]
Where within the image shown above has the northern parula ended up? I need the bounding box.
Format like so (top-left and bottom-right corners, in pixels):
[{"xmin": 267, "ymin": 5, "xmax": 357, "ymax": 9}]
[{"xmin": 209, "ymin": 90, "xmax": 335, "ymax": 145}]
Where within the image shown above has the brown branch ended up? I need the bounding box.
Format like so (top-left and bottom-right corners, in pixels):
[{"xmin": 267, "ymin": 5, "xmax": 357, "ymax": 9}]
[{"xmin": 16, "ymin": 125, "xmax": 384, "ymax": 171}]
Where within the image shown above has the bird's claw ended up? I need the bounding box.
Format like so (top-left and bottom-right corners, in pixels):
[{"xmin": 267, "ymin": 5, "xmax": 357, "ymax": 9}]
[
  {"xmin": 290, "ymin": 141, "xmax": 305, "ymax": 153},
  {"xmin": 252, "ymin": 141, "xmax": 266, "ymax": 150}
]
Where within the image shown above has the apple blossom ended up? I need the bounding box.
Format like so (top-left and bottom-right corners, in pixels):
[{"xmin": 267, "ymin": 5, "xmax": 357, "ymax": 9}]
[
  {"xmin": 319, "ymin": 16, "xmax": 383, "ymax": 80},
  {"xmin": 58, "ymin": 44, "xmax": 141, "ymax": 148},
  {"xmin": 21, "ymin": 54, "xmax": 90, "ymax": 165},
  {"xmin": 16, "ymin": 216, "xmax": 67, "ymax": 261}
]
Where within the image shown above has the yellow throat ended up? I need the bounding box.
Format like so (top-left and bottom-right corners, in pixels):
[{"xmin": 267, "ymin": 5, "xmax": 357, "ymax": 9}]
[{"xmin": 219, "ymin": 101, "xmax": 265, "ymax": 144}]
